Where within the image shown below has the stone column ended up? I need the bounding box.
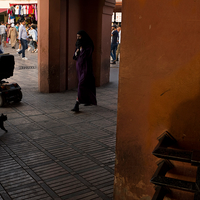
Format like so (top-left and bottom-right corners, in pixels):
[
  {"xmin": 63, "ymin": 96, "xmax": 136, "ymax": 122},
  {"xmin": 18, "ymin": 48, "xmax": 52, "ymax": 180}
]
[
  {"xmin": 38, "ymin": 0, "xmax": 67, "ymax": 93},
  {"xmin": 115, "ymin": 0, "xmax": 200, "ymax": 199},
  {"xmin": 99, "ymin": 0, "xmax": 116, "ymax": 86}
]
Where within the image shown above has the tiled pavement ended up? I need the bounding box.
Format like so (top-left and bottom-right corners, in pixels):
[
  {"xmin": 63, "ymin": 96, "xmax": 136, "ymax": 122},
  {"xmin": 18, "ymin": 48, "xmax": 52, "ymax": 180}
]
[{"xmin": 0, "ymin": 45, "xmax": 119, "ymax": 200}]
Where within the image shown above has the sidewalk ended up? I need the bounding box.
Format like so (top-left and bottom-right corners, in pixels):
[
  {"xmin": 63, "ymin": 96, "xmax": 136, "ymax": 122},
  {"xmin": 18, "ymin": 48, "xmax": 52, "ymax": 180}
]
[{"xmin": 0, "ymin": 45, "xmax": 119, "ymax": 200}]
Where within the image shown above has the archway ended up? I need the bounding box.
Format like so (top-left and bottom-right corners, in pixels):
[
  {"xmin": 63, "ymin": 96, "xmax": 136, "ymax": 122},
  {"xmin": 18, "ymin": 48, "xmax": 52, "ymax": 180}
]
[{"xmin": 38, "ymin": 0, "xmax": 116, "ymax": 93}]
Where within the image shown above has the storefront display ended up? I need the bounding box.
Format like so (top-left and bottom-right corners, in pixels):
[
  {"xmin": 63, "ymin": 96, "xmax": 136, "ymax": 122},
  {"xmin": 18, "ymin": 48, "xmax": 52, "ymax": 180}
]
[
  {"xmin": 7, "ymin": 3, "xmax": 37, "ymax": 24},
  {"xmin": 112, "ymin": 12, "xmax": 122, "ymax": 26}
]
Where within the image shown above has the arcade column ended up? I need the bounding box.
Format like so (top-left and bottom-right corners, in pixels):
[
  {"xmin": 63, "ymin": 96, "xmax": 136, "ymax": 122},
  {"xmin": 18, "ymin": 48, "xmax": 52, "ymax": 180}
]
[
  {"xmin": 38, "ymin": 0, "xmax": 67, "ymax": 93},
  {"xmin": 115, "ymin": 0, "xmax": 200, "ymax": 199}
]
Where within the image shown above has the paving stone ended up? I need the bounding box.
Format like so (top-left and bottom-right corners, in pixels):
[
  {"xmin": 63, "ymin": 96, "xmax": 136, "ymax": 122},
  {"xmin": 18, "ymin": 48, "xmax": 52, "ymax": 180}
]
[
  {"xmin": 50, "ymin": 126, "xmax": 75, "ymax": 136},
  {"xmin": 80, "ymin": 129, "xmax": 112, "ymax": 139},
  {"xmin": 47, "ymin": 146, "xmax": 80, "ymax": 161},
  {"xmin": 8, "ymin": 118, "xmax": 32, "ymax": 126},
  {"xmin": 20, "ymin": 109, "xmax": 44, "ymax": 116},
  {"xmin": 60, "ymin": 132, "xmax": 89, "ymax": 144},
  {"xmin": 28, "ymin": 115, "xmax": 51, "ymax": 122},
  {"xmin": 35, "ymin": 137, "xmax": 66, "ymax": 150},
  {"xmin": 73, "ymin": 140, "xmax": 105, "ymax": 153},
  {"xmin": 32, "ymin": 162, "xmax": 69, "ymax": 180},
  {"xmin": 69, "ymin": 122, "xmax": 97, "ymax": 131},
  {"xmin": 9, "ymin": 185, "xmax": 50, "ymax": 199},
  {"xmin": 38, "ymin": 120, "xmax": 64, "ymax": 129},
  {"xmin": 60, "ymin": 117, "xmax": 85, "ymax": 126},
  {"xmin": 7, "ymin": 142, "xmax": 39, "ymax": 155},
  {"xmin": 98, "ymin": 136, "xmax": 116, "ymax": 148},
  {"xmin": 62, "ymin": 156, "xmax": 98, "ymax": 173},
  {"xmin": 0, "ymin": 133, "xmax": 27, "ymax": 145},
  {"xmin": 90, "ymin": 150, "xmax": 115, "ymax": 165},
  {"xmin": 24, "ymin": 129, "xmax": 54, "ymax": 140},
  {"xmin": 67, "ymin": 191, "xmax": 100, "ymax": 200},
  {"xmin": 0, "ymin": 157, "xmax": 21, "ymax": 172},
  {"xmin": 18, "ymin": 151, "xmax": 52, "ymax": 167},
  {"xmin": 14, "ymin": 123, "xmax": 42, "ymax": 133},
  {"xmin": 48, "ymin": 112, "xmax": 72, "ymax": 120},
  {"xmin": 5, "ymin": 113, "xmax": 24, "ymax": 120},
  {"xmin": 0, "ymin": 169, "xmax": 35, "ymax": 191},
  {"xmin": 46, "ymin": 175, "xmax": 87, "ymax": 197}
]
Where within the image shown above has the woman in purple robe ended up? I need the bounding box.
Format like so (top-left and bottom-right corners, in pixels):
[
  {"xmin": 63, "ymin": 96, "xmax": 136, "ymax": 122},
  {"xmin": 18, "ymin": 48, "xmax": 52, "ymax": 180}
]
[{"xmin": 71, "ymin": 30, "xmax": 97, "ymax": 112}]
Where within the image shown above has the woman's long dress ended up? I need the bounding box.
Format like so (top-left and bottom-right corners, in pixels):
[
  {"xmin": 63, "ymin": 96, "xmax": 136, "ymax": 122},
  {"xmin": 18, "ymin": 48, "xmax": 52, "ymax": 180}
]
[
  {"xmin": 8, "ymin": 28, "xmax": 18, "ymax": 48},
  {"xmin": 74, "ymin": 46, "xmax": 97, "ymax": 105}
]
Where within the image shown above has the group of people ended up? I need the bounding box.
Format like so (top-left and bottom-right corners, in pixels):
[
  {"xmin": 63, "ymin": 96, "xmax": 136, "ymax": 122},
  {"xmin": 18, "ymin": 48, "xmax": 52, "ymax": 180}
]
[
  {"xmin": 110, "ymin": 24, "xmax": 121, "ymax": 64},
  {"xmin": 0, "ymin": 19, "xmax": 38, "ymax": 60}
]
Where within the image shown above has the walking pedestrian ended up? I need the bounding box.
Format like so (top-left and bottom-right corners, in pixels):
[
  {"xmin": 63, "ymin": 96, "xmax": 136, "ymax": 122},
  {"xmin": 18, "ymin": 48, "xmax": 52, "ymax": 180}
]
[
  {"xmin": 110, "ymin": 24, "xmax": 118, "ymax": 64},
  {"xmin": 8, "ymin": 24, "xmax": 18, "ymax": 49},
  {"xmin": 116, "ymin": 25, "xmax": 121, "ymax": 62},
  {"xmin": 28, "ymin": 25, "xmax": 37, "ymax": 53},
  {"xmin": 6, "ymin": 24, "xmax": 11, "ymax": 45},
  {"xmin": 17, "ymin": 19, "xmax": 28, "ymax": 60},
  {"xmin": 16, "ymin": 21, "xmax": 22, "ymax": 52},
  {"xmin": 15, "ymin": 22, "xmax": 19, "ymax": 32},
  {"xmin": 71, "ymin": 30, "xmax": 97, "ymax": 112},
  {"xmin": 0, "ymin": 22, "xmax": 7, "ymax": 48},
  {"xmin": 0, "ymin": 23, "xmax": 4, "ymax": 53}
]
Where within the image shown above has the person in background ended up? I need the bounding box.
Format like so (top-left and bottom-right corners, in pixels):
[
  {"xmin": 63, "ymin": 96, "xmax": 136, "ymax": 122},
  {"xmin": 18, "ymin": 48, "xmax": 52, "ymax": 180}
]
[
  {"xmin": 116, "ymin": 25, "xmax": 121, "ymax": 62},
  {"xmin": 26, "ymin": 23, "xmax": 31, "ymax": 33},
  {"xmin": 6, "ymin": 24, "xmax": 11, "ymax": 45},
  {"xmin": 71, "ymin": 30, "xmax": 97, "ymax": 112},
  {"xmin": 8, "ymin": 24, "xmax": 18, "ymax": 49},
  {"xmin": 110, "ymin": 24, "xmax": 118, "ymax": 64},
  {"xmin": 27, "ymin": 24, "xmax": 32, "ymax": 51},
  {"xmin": 28, "ymin": 25, "xmax": 37, "ymax": 53},
  {"xmin": 15, "ymin": 22, "xmax": 19, "ymax": 32},
  {"xmin": 0, "ymin": 23, "xmax": 4, "ymax": 53},
  {"xmin": 16, "ymin": 21, "xmax": 22, "ymax": 52},
  {"xmin": 17, "ymin": 19, "xmax": 28, "ymax": 60},
  {"xmin": 0, "ymin": 22, "xmax": 7, "ymax": 48}
]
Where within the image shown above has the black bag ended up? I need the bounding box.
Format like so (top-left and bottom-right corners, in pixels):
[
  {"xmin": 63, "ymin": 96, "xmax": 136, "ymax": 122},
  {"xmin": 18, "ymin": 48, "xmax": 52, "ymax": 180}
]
[{"xmin": 0, "ymin": 54, "xmax": 15, "ymax": 80}]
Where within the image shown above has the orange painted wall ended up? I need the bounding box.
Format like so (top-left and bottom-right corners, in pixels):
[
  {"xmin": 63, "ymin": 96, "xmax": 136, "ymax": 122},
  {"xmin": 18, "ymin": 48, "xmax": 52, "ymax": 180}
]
[
  {"xmin": 38, "ymin": 0, "xmax": 67, "ymax": 93},
  {"xmin": 115, "ymin": 0, "xmax": 200, "ymax": 199}
]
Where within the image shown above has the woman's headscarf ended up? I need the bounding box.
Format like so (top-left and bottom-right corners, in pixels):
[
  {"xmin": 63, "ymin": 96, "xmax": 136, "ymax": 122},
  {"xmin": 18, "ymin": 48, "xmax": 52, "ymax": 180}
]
[{"xmin": 76, "ymin": 30, "xmax": 94, "ymax": 51}]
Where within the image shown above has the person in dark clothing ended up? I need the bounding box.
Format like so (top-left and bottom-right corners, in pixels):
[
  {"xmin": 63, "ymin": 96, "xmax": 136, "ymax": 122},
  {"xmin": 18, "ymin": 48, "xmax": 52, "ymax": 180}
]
[
  {"xmin": 110, "ymin": 24, "xmax": 118, "ymax": 64},
  {"xmin": 72, "ymin": 30, "xmax": 97, "ymax": 112}
]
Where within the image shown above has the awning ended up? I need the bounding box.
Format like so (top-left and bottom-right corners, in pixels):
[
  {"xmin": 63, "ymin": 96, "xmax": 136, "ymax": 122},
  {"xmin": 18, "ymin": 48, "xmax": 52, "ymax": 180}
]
[{"xmin": 0, "ymin": 9, "xmax": 7, "ymax": 14}]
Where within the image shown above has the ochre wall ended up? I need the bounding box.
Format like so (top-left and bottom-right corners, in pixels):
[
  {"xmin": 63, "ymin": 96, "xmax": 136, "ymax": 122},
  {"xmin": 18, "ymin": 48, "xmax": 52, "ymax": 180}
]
[
  {"xmin": 38, "ymin": 0, "xmax": 67, "ymax": 93},
  {"xmin": 115, "ymin": 1, "xmax": 200, "ymax": 199},
  {"xmin": 67, "ymin": 0, "xmax": 81, "ymax": 90},
  {"xmin": 38, "ymin": 0, "xmax": 49, "ymax": 92}
]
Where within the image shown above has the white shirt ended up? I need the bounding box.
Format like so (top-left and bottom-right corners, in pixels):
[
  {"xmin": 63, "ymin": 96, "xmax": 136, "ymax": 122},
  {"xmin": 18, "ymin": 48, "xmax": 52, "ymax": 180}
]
[
  {"xmin": 23, "ymin": 6, "xmax": 27, "ymax": 15},
  {"xmin": 0, "ymin": 25, "xmax": 6, "ymax": 35},
  {"xmin": 15, "ymin": 5, "xmax": 19, "ymax": 15},
  {"xmin": 20, "ymin": 6, "xmax": 24, "ymax": 15},
  {"xmin": 118, "ymin": 30, "xmax": 121, "ymax": 44},
  {"xmin": 19, "ymin": 24, "xmax": 27, "ymax": 40},
  {"xmin": 29, "ymin": 29, "xmax": 37, "ymax": 41}
]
